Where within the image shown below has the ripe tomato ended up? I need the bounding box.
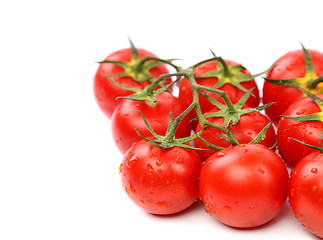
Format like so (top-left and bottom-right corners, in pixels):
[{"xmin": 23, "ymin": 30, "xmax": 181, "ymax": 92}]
[
  {"xmin": 120, "ymin": 139, "xmax": 202, "ymax": 215},
  {"xmin": 194, "ymin": 107, "xmax": 276, "ymax": 161},
  {"xmin": 178, "ymin": 59, "xmax": 259, "ymax": 119},
  {"xmin": 199, "ymin": 144, "xmax": 289, "ymax": 228},
  {"xmin": 277, "ymin": 94, "xmax": 323, "ymax": 168},
  {"xmin": 263, "ymin": 48, "xmax": 323, "ymax": 124},
  {"xmin": 289, "ymin": 151, "xmax": 323, "ymax": 238},
  {"xmin": 111, "ymin": 92, "xmax": 192, "ymax": 154},
  {"xmin": 93, "ymin": 47, "xmax": 170, "ymax": 118}
]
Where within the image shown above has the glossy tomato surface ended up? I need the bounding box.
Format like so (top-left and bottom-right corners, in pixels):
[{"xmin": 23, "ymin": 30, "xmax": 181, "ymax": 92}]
[
  {"xmin": 111, "ymin": 92, "xmax": 192, "ymax": 154},
  {"xmin": 263, "ymin": 49, "xmax": 323, "ymax": 124},
  {"xmin": 178, "ymin": 59, "xmax": 259, "ymax": 119},
  {"xmin": 199, "ymin": 144, "xmax": 289, "ymax": 228},
  {"xmin": 277, "ymin": 94, "xmax": 323, "ymax": 168},
  {"xmin": 94, "ymin": 48, "xmax": 170, "ymax": 118},
  {"xmin": 120, "ymin": 140, "xmax": 202, "ymax": 215},
  {"xmin": 288, "ymin": 151, "xmax": 323, "ymax": 238},
  {"xmin": 194, "ymin": 108, "xmax": 276, "ymax": 161}
]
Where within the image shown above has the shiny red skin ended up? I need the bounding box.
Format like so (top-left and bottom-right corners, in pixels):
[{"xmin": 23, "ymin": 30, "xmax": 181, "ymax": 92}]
[
  {"xmin": 288, "ymin": 151, "xmax": 323, "ymax": 238},
  {"xmin": 178, "ymin": 59, "xmax": 259, "ymax": 120},
  {"xmin": 111, "ymin": 92, "xmax": 192, "ymax": 154},
  {"xmin": 93, "ymin": 48, "xmax": 170, "ymax": 118},
  {"xmin": 263, "ymin": 49, "xmax": 323, "ymax": 124},
  {"xmin": 120, "ymin": 140, "xmax": 202, "ymax": 215},
  {"xmin": 199, "ymin": 144, "xmax": 289, "ymax": 228},
  {"xmin": 277, "ymin": 94, "xmax": 323, "ymax": 168},
  {"xmin": 194, "ymin": 108, "xmax": 276, "ymax": 161}
]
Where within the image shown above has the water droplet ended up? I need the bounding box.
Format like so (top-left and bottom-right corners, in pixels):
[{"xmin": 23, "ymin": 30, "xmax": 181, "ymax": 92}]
[
  {"xmin": 123, "ymin": 113, "xmax": 129, "ymax": 117},
  {"xmin": 152, "ymin": 151, "xmax": 157, "ymax": 156},
  {"xmin": 312, "ymin": 186, "xmax": 317, "ymax": 192},
  {"xmin": 153, "ymin": 118, "xmax": 162, "ymax": 123},
  {"xmin": 126, "ymin": 155, "xmax": 138, "ymax": 168},
  {"xmin": 156, "ymin": 202, "xmax": 168, "ymax": 210},
  {"xmin": 217, "ymin": 151, "xmax": 226, "ymax": 158},
  {"xmin": 129, "ymin": 184, "xmax": 136, "ymax": 194},
  {"xmin": 224, "ymin": 206, "xmax": 231, "ymax": 212},
  {"xmin": 208, "ymin": 208, "xmax": 215, "ymax": 215},
  {"xmin": 249, "ymin": 206, "xmax": 255, "ymax": 210},
  {"xmin": 296, "ymin": 109, "xmax": 306, "ymax": 115},
  {"xmin": 147, "ymin": 164, "xmax": 154, "ymax": 175},
  {"xmin": 257, "ymin": 167, "xmax": 265, "ymax": 174},
  {"xmin": 156, "ymin": 159, "xmax": 163, "ymax": 166},
  {"xmin": 176, "ymin": 156, "xmax": 183, "ymax": 163},
  {"xmin": 311, "ymin": 168, "xmax": 319, "ymax": 174},
  {"xmin": 119, "ymin": 163, "xmax": 123, "ymax": 174}
]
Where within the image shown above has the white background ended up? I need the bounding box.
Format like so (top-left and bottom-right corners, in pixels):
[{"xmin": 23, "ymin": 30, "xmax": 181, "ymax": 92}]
[{"xmin": 1, "ymin": 0, "xmax": 322, "ymax": 239}]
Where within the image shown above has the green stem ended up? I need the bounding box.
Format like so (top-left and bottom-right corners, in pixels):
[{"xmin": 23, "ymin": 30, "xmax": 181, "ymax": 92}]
[
  {"xmin": 146, "ymin": 72, "xmax": 186, "ymax": 96},
  {"xmin": 306, "ymin": 75, "xmax": 323, "ymax": 89},
  {"xmin": 217, "ymin": 56, "xmax": 231, "ymax": 77}
]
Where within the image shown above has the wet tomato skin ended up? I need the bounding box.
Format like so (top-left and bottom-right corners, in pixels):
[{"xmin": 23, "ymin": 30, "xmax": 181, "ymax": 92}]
[
  {"xmin": 94, "ymin": 48, "xmax": 170, "ymax": 118},
  {"xmin": 263, "ymin": 49, "xmax": 323, "ymax": 124},
  {"xmin": 288, "ymin": 151, "xmax": 323, "ymax": 238},
  {"xmin": 111, "ymin": 91, "xmax": 192, "ymax": 154},
  {"xmin": 120, "ymin": 140, "xmax": 202, "ymax": 215},
  {"xmin": 277, "ymin": 94, "xmax": 323, "ymax": 168},
  {"xmin": 199, "ymin": 144, "xmax": 289, "ymax": 228}
]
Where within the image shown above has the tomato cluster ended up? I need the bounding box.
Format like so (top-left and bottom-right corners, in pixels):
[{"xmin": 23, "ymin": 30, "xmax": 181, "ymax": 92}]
[{"xmin": 94, "ymin": 41, "xmax": 323, "ymax": 238}]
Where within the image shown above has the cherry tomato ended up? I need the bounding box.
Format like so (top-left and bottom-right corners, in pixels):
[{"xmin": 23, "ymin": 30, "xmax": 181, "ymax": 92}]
[
  {"xmin": 263, "ymin": 48, "xmax": 323, "ymax": 124},
  {"xmin": 194, "ymin": 107, "xmax": 276, "ymax": 161},
  {"xmin": 111, "ymin": 92, "xmax": 192, "ymax": 154},
  {"xmin": 120, "ymin": 139, "xmax": 202, "ymax": 215},
  {"xmin": 94, "ymin": 47, "xmax": 170, "ymax": 118},
  {"xmin": 277, "ymin": 94, "xmax": 323, "ymax": 168},
  {"xmin": 178, "ymin": 59, "xmax": 259, "ymax": 120},
  {"xmin": 199, "ymin": 144, "xmax": 289, "ymax": 228},
  {"xmin": 289, "ymin": 151, "xmax": 323, "ymax": 238}
]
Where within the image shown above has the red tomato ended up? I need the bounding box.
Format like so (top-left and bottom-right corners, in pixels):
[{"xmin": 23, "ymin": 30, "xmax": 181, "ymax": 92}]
[
  {"xmin": 199, "ymin": 144, "xmax": 289, "ymax": 228},
  {"xmin": 277, "ymin": 94, "xmax": 323, "ymax": 168},
  {"xmin": 178, "ymin": 59, "xmax": 259, "ymax": 120},
  {"xmin": 263, "ymin": 48, "xmax": 323, "ymax": 124},
  {"xmin": 120, "ymin": 139, "xmax": 202, "ymax": 215},
  {"xmin": 194, "ymin": 108, "xmax": 276, "ymax": 161},
  {"xmin": 111, "ymin": 92, "xmax": 192, "ymax": 154},
  {"xmin": 289, "ymin": 151, "xmax": 323, "ymax": 238},
  {"xmin": 94, "ymin": 47, "xmax": 170, "ymax": 118}
]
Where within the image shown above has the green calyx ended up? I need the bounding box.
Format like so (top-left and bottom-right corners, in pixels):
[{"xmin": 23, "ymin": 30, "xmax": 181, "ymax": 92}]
[
  {"xmin": 265, "ymin": 43, "xmax": 323, "ymax": 93},
  {"xmin": 195, "ymin": 52, "xmax": 271, "ymax": 94},
  {"xmin": 192, "ymin": 87, "xmax": 275, "ymax": 150},
  {"xmin": 99, "ymin": 38, "xmax": 174, "ymax": 83},
  {"xmin": 195, "ymin": 88, "xmax": 274, "ymax": 127},
  {"xmin": 136, "ymin": 111, "xmax": 209, "ymax": 151},
  {"xmin": 104, "ymin": 71, "xmax": 183, "ymax": 106}
]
